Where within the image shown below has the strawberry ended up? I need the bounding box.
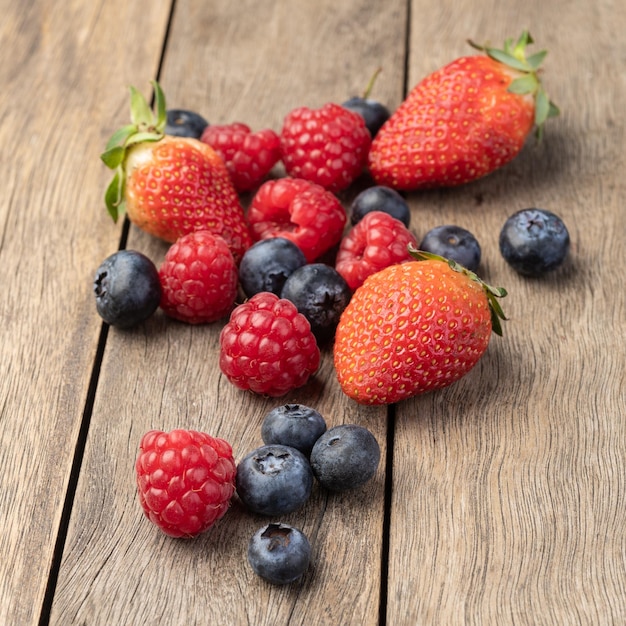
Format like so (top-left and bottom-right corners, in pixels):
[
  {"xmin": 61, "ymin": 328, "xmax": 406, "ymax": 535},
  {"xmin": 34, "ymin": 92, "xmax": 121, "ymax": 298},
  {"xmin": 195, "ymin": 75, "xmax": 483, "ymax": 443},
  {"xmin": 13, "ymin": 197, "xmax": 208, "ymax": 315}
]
[
  {"xmin": 368, "ymin": 31, "xmax": 559, "ymax": 190},
  {"xmin": 333, "ymin": 249, "xmax": 507, "ymax": 405},
  {"xmin": 200, "ymin": 123, "xmax": 281, "ymax": 192},
  {"xmin": 101, "ymin": 81, "xmax": 252, "ymax": 263}
]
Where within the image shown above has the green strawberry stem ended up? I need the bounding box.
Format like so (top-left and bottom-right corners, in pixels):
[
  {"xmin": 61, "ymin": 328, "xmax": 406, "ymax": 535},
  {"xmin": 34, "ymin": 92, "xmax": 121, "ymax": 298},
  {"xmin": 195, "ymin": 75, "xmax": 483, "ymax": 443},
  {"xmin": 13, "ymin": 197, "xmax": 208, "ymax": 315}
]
[
  {"xmin": 408, "ymin": 246, "xmax": 508, "ymax": 337},
  {"xmin": 468, "ymin": 30, "xmax": 559, "ymax": 140},
  {"xmin": 100, "ymin": 80, "xmax": 167, "ymax": 222}
]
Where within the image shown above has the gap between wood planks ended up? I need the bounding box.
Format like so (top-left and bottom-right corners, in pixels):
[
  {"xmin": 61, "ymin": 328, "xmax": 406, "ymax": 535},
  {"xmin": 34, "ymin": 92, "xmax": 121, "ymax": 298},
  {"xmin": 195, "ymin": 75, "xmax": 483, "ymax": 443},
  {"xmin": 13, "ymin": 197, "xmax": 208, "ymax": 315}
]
[{"xmin": 37, "ymin": 1, "xmax": 179, "ymax": 623}]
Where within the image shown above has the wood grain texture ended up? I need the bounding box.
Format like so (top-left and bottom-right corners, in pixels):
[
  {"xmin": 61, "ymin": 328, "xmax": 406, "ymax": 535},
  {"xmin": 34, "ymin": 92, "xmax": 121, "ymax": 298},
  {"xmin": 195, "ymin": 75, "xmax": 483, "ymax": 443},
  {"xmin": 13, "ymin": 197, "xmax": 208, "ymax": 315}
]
[
  {"xmin": 0, "ymin": 1, "xmax": 171, "ymax": 624},
  {"xmin": 49, "ymin": 1, "xmax": 406, "ymax": 624},
  {"xmin": 388, "ymin": 1, "xmax": 626, "ymax": 624}
]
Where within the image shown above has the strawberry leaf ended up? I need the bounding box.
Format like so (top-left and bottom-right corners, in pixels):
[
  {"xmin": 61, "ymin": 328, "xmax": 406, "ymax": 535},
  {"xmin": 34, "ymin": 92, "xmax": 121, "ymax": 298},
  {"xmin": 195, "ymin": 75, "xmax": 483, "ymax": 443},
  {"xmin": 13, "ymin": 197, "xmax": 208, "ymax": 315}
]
[
  {"xmin": 152, "ymin": 80, "xmax": 167, "ymax": 133},
  {"xmin": 129, "ymin": 85, "xmax": 154, "ymax": 127},
  {"xmin": 124, "ymin": 131, "xmax": 164, "ymax": 148},
  {"xmin": 534, "ymin": 87, "xmax": 551, "ymax": 128},
  {"xmin": 485, "ymin": 48, "xmax": 530, "ymax": 72},
  {"xmin": 100, "ymin": 145, "xmax": 126, "ymax": 169},
  {"xmin": 508, "ymin": 74, "xmax": 538, "ymax": 95},
  {"xmin": 104, "ymin": 123, "xmax": 138, "ymax": 151},
  {"xmin": 104, "ymin": 169, "xmax": 124, "ymax": 222},
  {"xmin": 526, "ymin": 49, "xmax": 548, "ymax": 70}
]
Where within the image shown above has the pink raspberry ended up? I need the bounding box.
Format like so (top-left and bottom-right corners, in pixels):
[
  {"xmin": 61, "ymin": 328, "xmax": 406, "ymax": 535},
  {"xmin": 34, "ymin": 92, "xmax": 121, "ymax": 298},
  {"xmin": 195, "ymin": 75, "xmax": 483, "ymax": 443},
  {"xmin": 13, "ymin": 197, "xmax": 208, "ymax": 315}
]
[
  {"xmin": 219, "ymin": 292, "xmax": 320, "ymax": 397},
  {"xmin": 159, "ymin": 230, "xmax": 238, "ymax": 324},
  {"xmin": 135, "ymin": 429, "xmax": 236, "ymax": 538},
  {"xmin": 247, "ymin": 178, "xmax": 347, "ymax": 263},
  {"xmin": 280, "ymin": 103, "xmax": 371, "ymax": 192},
  {"xmin": 335, "ymin": 210, "xmax": 417, "ymax": 290},
  {"xmin": 201, "ymin": 123, "xmax": 281, "ymax": 192}
]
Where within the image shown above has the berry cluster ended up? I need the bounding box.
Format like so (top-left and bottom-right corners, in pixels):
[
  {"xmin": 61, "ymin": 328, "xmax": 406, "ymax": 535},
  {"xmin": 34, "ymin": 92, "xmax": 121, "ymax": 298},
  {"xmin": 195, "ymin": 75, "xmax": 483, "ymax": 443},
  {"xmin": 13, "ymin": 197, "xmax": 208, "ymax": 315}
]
[
  {"xmin": 133, "ymin": 404, "xmax": 380, "ymax": 585},
  {"xmin": 239, "ymin": 404, "xmax": 380, "ymax": 584},
  {"xmin": 97, "ymin": 36, "xmax": 570, "ymax": 591}
]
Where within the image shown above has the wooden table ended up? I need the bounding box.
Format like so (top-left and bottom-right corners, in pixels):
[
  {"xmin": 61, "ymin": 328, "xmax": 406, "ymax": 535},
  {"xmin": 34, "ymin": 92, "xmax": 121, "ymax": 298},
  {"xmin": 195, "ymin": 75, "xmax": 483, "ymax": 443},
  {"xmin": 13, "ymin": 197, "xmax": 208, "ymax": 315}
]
[{"xmin": 2, "ymin": 1, "xmax": 624, "ymax": 624}]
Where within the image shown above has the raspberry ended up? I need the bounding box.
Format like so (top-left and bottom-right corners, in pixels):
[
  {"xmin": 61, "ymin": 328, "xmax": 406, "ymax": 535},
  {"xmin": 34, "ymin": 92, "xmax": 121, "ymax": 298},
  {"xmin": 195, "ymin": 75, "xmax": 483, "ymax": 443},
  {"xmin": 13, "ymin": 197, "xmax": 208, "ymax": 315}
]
[
  {"xmin": 280, "ymin": 103, "xmax": 371, "ymax": 192},
  {"xmin": 335, "ymin": 210, "xmax": 417, "ymax": 291},
  {"xmin": 247, "ymin": 178, "xmax": 347, "ymax": 263},
  {"xmin": 159, "ymin": 230, "xmax": 238, "ymax": 324},
  {"xmin": 201, "ymin": 123, "xmax": 281, "ymax": 192},
  {"xmin": 219, "ymin": 292, "xmax": 320, "ymax": 397},
  {"xmin": 135, "ymin": 429, "xmax": 236, "ymax": 538}
]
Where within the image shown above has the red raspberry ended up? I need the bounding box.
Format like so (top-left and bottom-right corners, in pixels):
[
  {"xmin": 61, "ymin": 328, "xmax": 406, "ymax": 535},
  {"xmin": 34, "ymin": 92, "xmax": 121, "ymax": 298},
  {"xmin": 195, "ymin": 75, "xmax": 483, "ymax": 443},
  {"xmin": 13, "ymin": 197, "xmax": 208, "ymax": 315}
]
[
  {"xmin": 200, "ymin": 123, "xmax": 281, "ymax": 192},
  {"xmin": 247, "ymin": 178, "xmax": 347, "ymax": 263},
  {"xmin": 135, "ymin": 429, "xmax": 236, "ymax": 538},
  {"xmin": 219, "ymin": 292, "xmax": 320, "ymax": 397},
  {"xmin": 280, "ymin": 103, "xmax": 371, "ymax": 192},
  {"xmin": 335, "ymin": 211, "xmax": 417, "ymax": 291},
  {"xmin": 159, "ymin": 230, "xmax": 238, "ymax": 324}
]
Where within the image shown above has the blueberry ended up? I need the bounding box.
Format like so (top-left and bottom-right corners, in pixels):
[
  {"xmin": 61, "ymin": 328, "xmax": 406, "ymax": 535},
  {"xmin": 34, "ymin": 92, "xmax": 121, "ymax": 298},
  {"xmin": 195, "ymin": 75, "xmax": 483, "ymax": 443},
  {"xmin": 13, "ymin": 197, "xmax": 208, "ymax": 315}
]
[
  {"xmin": 310, "ymin": 425, "xmax": 380, "ymax": 492},
  {"xmin": 342, "ymin": 96, "xmax": 390, "ymax": 138},
  {"xmin": 350, "ymin": 186, "xmax": 410, "ymax": 227},
  {"xmin": 499, "ymin": 208, "xmax": 570, "ymax": 276},
  {"xmin": 261, "ymin": 404, "xmax": 327, "ymax": 457},
  {"xmin": 419, "ymin": 225, "xmax": 482, "ymax": 271},
  {"xmin": 248, "ymin": 523, "xmax": 311, "ymax": 585},
  {"xmin": 93, "ymin": 250, "xmax": 161, "ymax": 328},
  {"xmin": 280, "ymin": 263, "xmax": 352, "ymax": 344},
  {"xmin": 165, "ymin": 109, "xmax": 209, "ymax": 138},
  {"xmin": 236, "ymin": 444, "xmax": 313, "ymax": 516},
  {"xmin": 239, "ymin": 237, "xmax": 308, "ymax": 298}
]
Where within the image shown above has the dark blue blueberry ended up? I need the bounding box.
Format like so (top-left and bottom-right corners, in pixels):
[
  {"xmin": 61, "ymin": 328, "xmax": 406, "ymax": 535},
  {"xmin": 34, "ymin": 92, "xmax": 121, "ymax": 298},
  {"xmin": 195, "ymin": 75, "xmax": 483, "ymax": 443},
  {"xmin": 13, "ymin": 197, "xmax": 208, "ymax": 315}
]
[
  {"xmin": 248, "ymin": 523, "xmax": 311, "ymax": 585},
  {"xmin": 280, "ymin": 263, "xmax": 351, "ymax": 344},
  {"xmin": 261, "ymin": 404, "xmax": 327, "ymax": 457},
  {"xmin": 342, "ymin": 96, "xmax": 390, "ymax": 138},
  {"xmin": 419, "ymin": 225, "xmax": 482, "ymax": 271},
  {"xmin": 236, "ymin": 444, "xmax": 313, "ymax": 516},
  {"xmin": 310, "ymin": 425, "xmax": 380, "ymax": 492},
  {"xmin": 350, "ymin": 186, "xmax": 410, "ymax": 227},
  {"xmin": 165, "ymin": 109, "xmax": 209, "ymax": 138},
  {"xmin": 93, "ymin": 250, "xmax": 161, "ymax": 328},
  {"xmin": 499, "ymin": 208, "xmax": 570, "ymax": 276},
  {"xmin": 239, "ymin": 237, "xmax": 307, "ymax": 298}
]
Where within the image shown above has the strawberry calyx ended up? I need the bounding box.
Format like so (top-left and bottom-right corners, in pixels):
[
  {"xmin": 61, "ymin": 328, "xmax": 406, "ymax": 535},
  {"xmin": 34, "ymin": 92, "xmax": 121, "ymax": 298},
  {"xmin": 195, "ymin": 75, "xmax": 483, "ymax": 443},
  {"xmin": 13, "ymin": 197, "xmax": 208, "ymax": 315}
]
[
  {"xmin": 408, "ymin": 246, "xmax": 508, "ymax": 336},
  {"xmin": 468, "ymin": 31, "xmax": 559, "ymax": 139},
  {"xmin": 100, "ymin": 80, "xmax": 167, "ymax": 222}
]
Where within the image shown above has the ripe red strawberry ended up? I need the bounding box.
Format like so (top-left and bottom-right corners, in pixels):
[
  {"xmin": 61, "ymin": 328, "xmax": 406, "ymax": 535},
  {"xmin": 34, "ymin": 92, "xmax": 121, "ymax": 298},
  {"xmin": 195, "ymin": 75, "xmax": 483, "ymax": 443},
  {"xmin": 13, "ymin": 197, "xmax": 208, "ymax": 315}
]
[
  {"xmin": 280, "ymin": 102, "xmax": 371, "ymax": 192},
  {"xmin": 333, "ymin": 249, "xmax": 507, "ymax": 404},
  {"xmin": 158, "ymin": 230, "xmax": 238, "ymax": 324},
  {"xmin": 135, "ymin": 428, "xmax": 236, "ymax": 538},
  {"xmin": 219, "ymin": 292, "xmax": 320, "ymax": 397},
  {"xmin": 200, "ymin": 123, "xmax": 281, "ymax": 192},
  {"xmin": 335, "ymin": 210, "xmax": 417, "ymax": 291},
  {"xmin": 247, "ymin": 178, "xmax": 347, "ymax": 263},
  {"xmin": 368, "ymin": 31, "xmax": 559, "ymax": 190},
  {"xmin": 101, "ymin": 81, "xmax": 252, "ymax": 263}
]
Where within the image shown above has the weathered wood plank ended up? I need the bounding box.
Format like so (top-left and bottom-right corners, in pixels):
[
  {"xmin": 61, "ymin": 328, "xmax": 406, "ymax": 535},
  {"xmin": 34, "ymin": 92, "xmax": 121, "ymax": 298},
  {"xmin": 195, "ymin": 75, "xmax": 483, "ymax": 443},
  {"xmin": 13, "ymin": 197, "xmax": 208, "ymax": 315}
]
[
  {"xmin": 388, "ymin": 1, "xmax": 626, "ymax": 624},
  {"xmin": 0, "ymin": 1, "xmax": 173, "ymax": 624},
  {"xmin": 49, "ymin": 1, "xmax": 407, "ymax": 624}
]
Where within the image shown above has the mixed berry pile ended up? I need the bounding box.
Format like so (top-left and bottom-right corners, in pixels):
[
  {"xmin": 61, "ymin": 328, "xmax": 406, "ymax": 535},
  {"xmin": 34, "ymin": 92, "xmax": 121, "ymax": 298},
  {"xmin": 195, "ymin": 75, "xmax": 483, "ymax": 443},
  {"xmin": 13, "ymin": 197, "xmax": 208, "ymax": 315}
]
[{"xmin": 94, "ymin": 32, "xmax": 571, "ymax": 584}]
